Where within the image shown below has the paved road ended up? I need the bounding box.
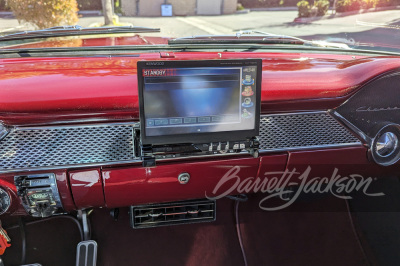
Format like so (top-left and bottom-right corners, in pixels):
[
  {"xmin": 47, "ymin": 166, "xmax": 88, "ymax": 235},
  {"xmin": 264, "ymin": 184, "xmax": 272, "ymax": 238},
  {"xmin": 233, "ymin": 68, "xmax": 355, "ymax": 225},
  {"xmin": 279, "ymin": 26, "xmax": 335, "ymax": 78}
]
[{"xmin": 1, "ymin": 10, "xmax": 400, "ymax": 50}]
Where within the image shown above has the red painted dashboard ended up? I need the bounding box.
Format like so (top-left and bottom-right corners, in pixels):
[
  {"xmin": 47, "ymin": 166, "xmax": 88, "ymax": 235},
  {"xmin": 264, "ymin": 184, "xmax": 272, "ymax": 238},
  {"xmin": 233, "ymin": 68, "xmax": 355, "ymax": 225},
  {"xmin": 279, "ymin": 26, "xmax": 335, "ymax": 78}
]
[
  {"xmin": 1, "ymin": 43, "xmax": 400, "ymax": 217},
  {"xmin": 2, "ymin": 53, "xmax": 400, "ymax": 125}
]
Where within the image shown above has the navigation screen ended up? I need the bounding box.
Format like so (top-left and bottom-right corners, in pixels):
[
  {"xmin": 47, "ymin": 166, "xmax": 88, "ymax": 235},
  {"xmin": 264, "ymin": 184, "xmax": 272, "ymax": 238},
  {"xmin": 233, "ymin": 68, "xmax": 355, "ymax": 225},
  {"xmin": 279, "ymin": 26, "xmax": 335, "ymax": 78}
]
[{"xmin": 138, "ymin": 60, "xmax": 261, "ymax": 145}]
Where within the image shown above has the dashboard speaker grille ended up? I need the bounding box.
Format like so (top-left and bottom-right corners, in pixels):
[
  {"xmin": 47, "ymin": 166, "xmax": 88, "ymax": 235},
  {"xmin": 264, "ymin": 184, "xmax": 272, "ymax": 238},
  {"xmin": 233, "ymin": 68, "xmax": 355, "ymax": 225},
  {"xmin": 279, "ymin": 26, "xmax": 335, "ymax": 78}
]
[
  {"xmin": 0, "ymin": 112, "xmax": 360, "ymax": 172},
  {"xmin": 130, "ymin": 199, "xmax": 216, "ymax": 229},
  {"xmin": 0, "ymin": 124, "xmax": 135, "ymax": 171},
  {"xmin": 258, "ymin": 112, "xmax": 361, "ymax": 151}
]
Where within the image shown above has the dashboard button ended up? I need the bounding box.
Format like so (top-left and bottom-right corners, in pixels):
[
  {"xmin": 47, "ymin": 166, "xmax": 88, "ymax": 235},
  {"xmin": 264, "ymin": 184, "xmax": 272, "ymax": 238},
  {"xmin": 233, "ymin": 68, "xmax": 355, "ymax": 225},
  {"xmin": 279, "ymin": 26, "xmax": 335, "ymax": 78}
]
[
  {"xmin": 220, "ymin": 142, "xmax": 227, "ymax": 151},
  {"xmin": 231, "ymin": 141, "xmax": 240, "ymax": 149},
  {"xmin": 212, "ymin": 142, "xmax": 219, "ymax": 151}
]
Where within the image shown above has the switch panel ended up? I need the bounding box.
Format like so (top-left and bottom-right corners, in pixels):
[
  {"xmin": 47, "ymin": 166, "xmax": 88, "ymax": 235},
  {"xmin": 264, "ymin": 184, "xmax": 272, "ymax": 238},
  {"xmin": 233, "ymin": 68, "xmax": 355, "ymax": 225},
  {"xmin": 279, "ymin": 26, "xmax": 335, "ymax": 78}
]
[{"xmin": 14, "ymin": 173, "xmax": 63, "ymax": 217}]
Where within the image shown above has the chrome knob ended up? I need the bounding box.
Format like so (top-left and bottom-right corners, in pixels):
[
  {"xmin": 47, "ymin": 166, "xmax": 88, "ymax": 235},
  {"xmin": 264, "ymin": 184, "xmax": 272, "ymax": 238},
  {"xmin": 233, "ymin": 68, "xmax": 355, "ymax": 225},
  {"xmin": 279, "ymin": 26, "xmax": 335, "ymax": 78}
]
[
  {"xmin": 178, "ymin": 173, "xmax": 190, "ymax": 184},
  {"xmin": 376, "ymin": 132, "xmax": 398, "ymax": 157}
]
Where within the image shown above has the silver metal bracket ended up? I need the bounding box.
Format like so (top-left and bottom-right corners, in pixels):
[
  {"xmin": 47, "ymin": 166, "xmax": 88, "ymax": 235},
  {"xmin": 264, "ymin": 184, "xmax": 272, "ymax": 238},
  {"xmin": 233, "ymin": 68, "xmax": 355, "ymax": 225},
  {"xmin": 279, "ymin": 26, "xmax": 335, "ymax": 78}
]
[{"xmin": 77, "ymin": 210, "xmax": 90, "ymax": 241}]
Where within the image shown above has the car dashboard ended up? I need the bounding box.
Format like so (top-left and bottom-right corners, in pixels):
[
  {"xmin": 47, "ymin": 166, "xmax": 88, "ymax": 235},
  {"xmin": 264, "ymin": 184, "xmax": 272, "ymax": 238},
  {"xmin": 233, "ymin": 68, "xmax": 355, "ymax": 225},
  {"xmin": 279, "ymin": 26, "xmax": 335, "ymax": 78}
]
[{"xmin": 0, "ymin": 50, "xmax": 400, "ymax": 264}]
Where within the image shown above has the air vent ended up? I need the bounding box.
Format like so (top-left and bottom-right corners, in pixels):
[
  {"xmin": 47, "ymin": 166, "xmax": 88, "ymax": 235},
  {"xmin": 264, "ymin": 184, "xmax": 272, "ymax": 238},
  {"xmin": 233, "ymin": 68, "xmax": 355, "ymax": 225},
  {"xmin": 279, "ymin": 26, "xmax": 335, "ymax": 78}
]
[{"xmin": 130, "ymin": 199, "xmax": 216, "ymax": 229}]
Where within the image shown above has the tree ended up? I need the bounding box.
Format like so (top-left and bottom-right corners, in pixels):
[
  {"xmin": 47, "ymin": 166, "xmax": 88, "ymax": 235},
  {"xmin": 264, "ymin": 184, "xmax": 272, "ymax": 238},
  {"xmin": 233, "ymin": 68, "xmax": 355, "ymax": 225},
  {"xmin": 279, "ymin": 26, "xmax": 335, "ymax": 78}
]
[
  {"xmin": 102, "ymin": 0, "xmax": 114, "ymax": 26},
  {"xmin": 7, "ymin": 0, "xmax": 79, "ymax": 29}
]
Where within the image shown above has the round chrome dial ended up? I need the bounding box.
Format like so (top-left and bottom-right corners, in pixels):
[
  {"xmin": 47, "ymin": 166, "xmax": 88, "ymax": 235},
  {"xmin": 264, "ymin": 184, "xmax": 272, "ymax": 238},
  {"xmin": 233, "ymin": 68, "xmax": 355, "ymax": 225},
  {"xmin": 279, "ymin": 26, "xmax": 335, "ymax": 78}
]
[
  {"xmin": 376, "ymin": 132, "xmax": 399, "ymax": 157},
  {"xmin": 371, "ymin": 125, "xmax": 400, "ymax": 166},
  {"xmin": 0, "ymin": 188, "xmax": 11, "ymax": 215}
]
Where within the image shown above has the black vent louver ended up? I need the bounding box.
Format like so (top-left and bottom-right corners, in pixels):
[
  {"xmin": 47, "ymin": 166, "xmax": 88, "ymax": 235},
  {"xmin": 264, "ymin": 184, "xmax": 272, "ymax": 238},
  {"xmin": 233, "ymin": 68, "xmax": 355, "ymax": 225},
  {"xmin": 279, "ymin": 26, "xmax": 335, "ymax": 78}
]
[{"xmin": 130, "ymin": 199, "xmax": 216, "ymax": 229}]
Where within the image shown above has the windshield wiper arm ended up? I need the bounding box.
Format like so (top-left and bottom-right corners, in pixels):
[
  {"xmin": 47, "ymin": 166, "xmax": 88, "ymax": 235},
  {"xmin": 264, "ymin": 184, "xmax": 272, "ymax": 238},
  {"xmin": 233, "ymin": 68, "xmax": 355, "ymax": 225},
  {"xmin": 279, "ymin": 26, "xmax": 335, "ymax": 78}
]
[
  {"xmin": 169, "ymin": 35, "xmax": 307, "ymax": 45},
  {"xmin": 169, "ymin": 30, "xmax": 350, "ymax": 49},
  {"xmin": 169, "ymin": 30, "xmax": 309, "ymax": 45},
  {"xmin": 0, "ymin": 25, "xmax": 160, "ymax": 41},
  {"xmin": 237, "ymin": 30, "xmax": 351, "ymax": 49}
]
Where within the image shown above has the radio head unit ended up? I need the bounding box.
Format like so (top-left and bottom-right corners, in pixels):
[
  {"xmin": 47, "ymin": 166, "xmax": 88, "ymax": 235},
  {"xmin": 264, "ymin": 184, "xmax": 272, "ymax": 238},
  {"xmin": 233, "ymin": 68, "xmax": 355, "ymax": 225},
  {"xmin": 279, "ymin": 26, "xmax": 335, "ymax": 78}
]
[{"xmin": 138, "ymin": 59, "xmax": 262, "ymax": 146}]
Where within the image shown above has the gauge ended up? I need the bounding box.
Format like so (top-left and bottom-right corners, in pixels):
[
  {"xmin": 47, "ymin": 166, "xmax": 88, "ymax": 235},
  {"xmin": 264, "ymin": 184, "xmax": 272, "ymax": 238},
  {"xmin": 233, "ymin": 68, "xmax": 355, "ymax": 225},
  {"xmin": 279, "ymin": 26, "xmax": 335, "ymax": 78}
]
[{"xmin": 0, "ymin": 188, "xmax": 11, "ymax": 215}]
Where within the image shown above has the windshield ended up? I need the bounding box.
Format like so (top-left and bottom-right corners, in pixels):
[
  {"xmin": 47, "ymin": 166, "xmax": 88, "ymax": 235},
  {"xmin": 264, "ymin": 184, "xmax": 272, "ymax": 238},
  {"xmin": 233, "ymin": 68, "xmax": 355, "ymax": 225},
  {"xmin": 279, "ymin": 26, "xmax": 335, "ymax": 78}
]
[{"xmin": 1, "ymin": 0, "xmax": 399, "ymax": 53}]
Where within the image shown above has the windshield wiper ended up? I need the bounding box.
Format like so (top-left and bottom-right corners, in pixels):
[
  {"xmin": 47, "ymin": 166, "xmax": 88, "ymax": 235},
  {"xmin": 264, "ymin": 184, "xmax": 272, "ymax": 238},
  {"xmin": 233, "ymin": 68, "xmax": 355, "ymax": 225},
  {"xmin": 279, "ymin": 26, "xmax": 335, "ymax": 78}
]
[
  {"xmin": 169, "ymin": 30, "xmax": 350, "ymax": 49},
  {"xmin": 169, "ymin": 35, "xmax": 306, "ymax": 45},
  {"xmin": 170, "ymin": 30, "xmax": 308, "ymax": 45},
  {"xmin": 0, "ymin": 25, "xmax": 160, "ymax": 41}
]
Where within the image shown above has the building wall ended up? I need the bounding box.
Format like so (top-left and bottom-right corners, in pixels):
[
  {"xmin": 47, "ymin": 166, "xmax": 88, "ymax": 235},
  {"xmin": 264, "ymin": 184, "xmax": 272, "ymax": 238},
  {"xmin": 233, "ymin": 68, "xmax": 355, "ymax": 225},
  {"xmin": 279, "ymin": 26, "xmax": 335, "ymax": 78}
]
[
  {"xmin": 138, "ymin": 0, "xmax": 165, "ymax": 16},
  {"xmin": 121, "ymin": 0, "xmax": 137, "ymax": 16},
  {"xmin": 197, "ymin": 0, "xmax": 222, "ymax": 15},
  {"xmin": 166, "ymin": 0, "xmax": 196, "ymax": 16},
  {"xmin": 223, "ymin": 0, "xmax": 238, "ymax": 14},
  {"xmin": 121, "ymin": 0, "xmax": 238, "ymax": 16}
]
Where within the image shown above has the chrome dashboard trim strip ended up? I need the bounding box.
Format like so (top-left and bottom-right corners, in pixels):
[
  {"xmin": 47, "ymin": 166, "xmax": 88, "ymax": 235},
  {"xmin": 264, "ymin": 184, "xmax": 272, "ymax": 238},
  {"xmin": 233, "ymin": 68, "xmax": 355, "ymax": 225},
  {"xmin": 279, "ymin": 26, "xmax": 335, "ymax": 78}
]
[
  {"xmin": 14, "ymin": 121, "xmax": 140, "ymax": 131},
  {"xmin": 0, "ymin": 159, "xmax": 142, "ymax": 174},
  {"xmin": 154, "ymin": 141, "xmax": 363, "ymax": 163},
  {"xmin": 258, "ymin": 142, "xmax": 362, "ymax": 153},
  {"xmin": 261, "ymin": 110, "xmax": 327, "ymax": 116}
]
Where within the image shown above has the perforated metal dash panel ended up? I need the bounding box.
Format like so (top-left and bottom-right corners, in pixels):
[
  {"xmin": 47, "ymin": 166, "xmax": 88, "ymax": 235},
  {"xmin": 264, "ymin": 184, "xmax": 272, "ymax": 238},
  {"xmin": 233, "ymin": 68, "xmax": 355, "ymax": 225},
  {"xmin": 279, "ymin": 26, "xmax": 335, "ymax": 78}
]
[
  {"xmin": 0, "ymin": 112, "xmax": 361, "ymax": 172},
  {"xmin": 258, "ymin": 112, "xmax": 361, "ymax": 151},
  {"xmin": 0, "ymin": 124, "xmax": 135, "ymax": 171}
]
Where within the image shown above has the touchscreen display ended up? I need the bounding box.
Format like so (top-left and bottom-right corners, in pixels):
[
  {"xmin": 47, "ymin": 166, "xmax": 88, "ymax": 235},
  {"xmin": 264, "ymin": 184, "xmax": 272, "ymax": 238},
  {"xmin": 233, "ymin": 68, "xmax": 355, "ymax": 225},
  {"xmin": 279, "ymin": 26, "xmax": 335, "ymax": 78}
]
[{"xmin": 138, "ymin": 60, "xmax": 261, "ymax": 144}]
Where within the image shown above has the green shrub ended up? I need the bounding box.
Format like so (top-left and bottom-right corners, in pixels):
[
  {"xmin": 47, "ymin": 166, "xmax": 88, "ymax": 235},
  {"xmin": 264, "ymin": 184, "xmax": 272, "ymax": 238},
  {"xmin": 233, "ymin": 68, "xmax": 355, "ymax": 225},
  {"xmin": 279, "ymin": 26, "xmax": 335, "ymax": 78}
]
[
  {"xmin": 337, "ymin": 0, "xmax": 399, "ymax": 11},
  {"xmin": 361, "ymin": 0, "xmax": 376, "ymax": 8},
  {"xmin": 314, "ymin": 0, "xmax": 330, "ymax": 16},
  {"xmin": 7, "ymin": 0, "xmax": 79, "ymax": 29},
  {"xmin": 240, "ymin": 0, "xmax": 299, "ymax": 8},
  {"xmin": 297, "ymin": 0, "xmax": 311, "ymax": 17},
  {"xmin": 237, "ymin": 3, "xmax": 245, "ymax": 10},
  {"xmin": 336, "ymin": 0, "xmax": 361, "ymax": 12}
]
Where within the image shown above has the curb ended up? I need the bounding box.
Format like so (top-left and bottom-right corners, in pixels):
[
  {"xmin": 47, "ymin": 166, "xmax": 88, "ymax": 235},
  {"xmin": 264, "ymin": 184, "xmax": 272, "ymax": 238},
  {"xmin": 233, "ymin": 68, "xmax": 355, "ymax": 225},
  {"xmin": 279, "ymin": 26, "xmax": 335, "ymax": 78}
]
[
  {"xmin": 294, "ymin": 15, "xmax": 326, "ymax": 23},
  {"xmin": 0, "ymin": 11, "xmax": 14, "ymax": 19},
  {"xmin": 0, "ymin": 10, "xmax": 103, "ymax": 19},
  {"xmin": 250, "ymin": 7, "xmax": 298, "ymax": 11},
  {"xmin": 235, "ymin": 9, "xmax": 251, "ymax": 14},
  {"xmin": 79, "ymin": 10, "xmax": 102, "ymax": 16}
]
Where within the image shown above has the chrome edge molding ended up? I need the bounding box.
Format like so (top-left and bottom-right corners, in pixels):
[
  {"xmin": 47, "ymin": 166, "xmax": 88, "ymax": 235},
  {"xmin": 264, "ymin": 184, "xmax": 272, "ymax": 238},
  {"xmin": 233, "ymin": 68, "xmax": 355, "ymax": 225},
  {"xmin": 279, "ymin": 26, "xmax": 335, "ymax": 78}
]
[
  {"xmin": 0, "ymin": 122, "xmax": 9, "ymax": 141},
  {"xmin": 14, "ymin": 121, "xmax": 140, "ymax": 131},
  {"xmin": 329, "ymin": 110, "xmax": 371, "ymax": 145},
  {"xmin": 258, "ymin": 142, "xmax": 362, "ymax": 153},
  {"xmin": 0, "ymin": 159, "xmax": 142, "ymax": 174}
]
